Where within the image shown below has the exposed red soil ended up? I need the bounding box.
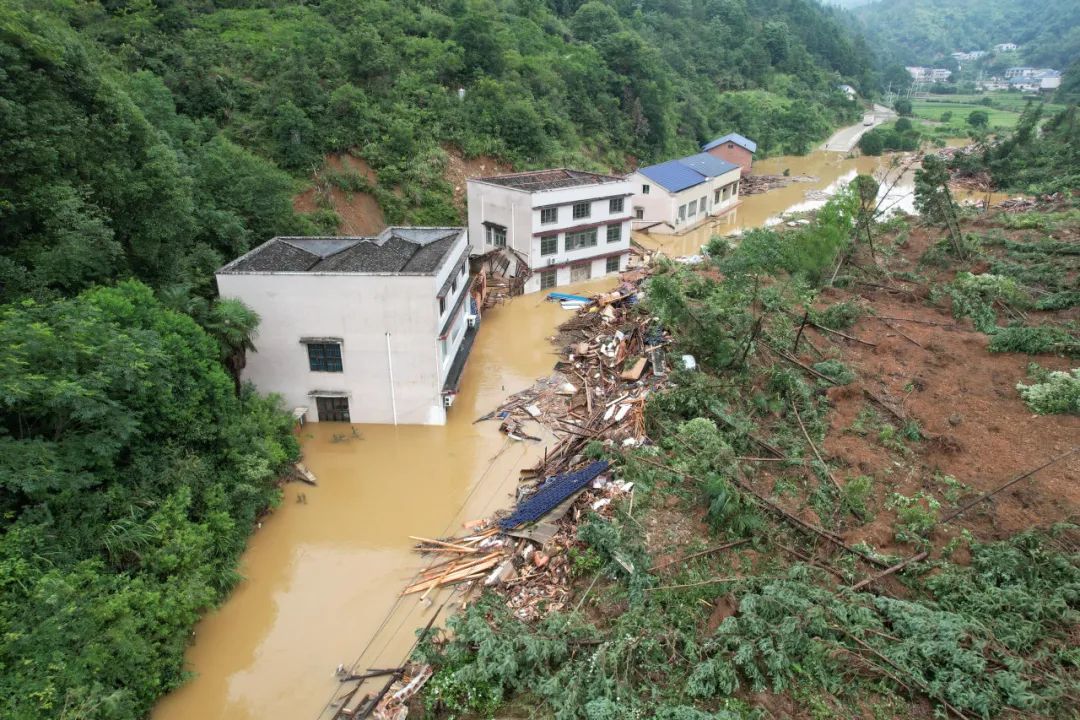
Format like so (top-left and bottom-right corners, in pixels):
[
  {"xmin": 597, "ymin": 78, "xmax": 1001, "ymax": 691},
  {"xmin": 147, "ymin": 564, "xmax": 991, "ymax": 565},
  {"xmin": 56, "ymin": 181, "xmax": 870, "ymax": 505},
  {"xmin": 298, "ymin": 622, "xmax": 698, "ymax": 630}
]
[
  {"xmin": 293, "ymin": 153, "xmax": 386, "ymax": 235},
  {"xmin": 794, "ymin": 222, "xmax": 1079, "ymax": 559},
  {"xmin": 442, "ymin": 145, "xmax": 512, "ymax": 210}
]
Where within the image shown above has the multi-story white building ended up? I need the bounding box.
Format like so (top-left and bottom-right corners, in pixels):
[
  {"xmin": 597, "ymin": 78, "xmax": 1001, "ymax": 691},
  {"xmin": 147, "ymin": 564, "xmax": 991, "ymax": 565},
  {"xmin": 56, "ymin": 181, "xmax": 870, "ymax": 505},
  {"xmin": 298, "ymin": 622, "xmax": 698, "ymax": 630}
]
[
  {"xmin": 627, "ymin": 153, "xmax": 742, "ymax": 235},
  {"xmin": 216, "ymin": 227, "xmax": 475, "ymax": 425},
  {"xmin": 466, "ymin": 169, "xmax": 634, "ymax": 294},
  {"xmin": 995, "ymin": 43, "xmax": 1018, "ymax": 52},
  {"xmin": 906, "ymin": 66, "xmax": 952, "ymax": 82}
]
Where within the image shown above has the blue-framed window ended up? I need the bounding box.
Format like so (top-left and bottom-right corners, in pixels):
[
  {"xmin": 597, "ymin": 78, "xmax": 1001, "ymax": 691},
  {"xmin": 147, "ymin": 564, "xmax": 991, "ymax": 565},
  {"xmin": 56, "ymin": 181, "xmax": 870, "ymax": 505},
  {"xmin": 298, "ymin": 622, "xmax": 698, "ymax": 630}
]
[{"xmin": 308, "ymin": 343, "xmax": 343, "ymax": 372}]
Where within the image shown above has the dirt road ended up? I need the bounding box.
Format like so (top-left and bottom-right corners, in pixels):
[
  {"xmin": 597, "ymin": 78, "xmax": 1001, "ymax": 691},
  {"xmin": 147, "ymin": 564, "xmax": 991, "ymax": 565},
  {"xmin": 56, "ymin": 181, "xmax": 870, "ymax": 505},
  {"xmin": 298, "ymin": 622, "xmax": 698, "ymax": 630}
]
[{"xmin": 822, "ymin": 104, "xmax": 897, "ymax": 152}]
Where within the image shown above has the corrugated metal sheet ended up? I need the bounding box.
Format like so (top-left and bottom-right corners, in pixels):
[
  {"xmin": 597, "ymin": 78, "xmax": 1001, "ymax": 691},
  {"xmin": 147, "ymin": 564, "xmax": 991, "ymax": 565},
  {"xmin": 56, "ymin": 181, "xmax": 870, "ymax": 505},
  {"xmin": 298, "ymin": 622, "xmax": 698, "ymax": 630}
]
[
  {"xmin": 702, "ymin": 133, "xmax": 758, "ymax": 153},
  {"xmin": 679, "ymin": 152, "xmax": 740, "ymax": 178},
  {"xmin": 638, "ymin": 159, "xmax": 707, "ymax": 193}
]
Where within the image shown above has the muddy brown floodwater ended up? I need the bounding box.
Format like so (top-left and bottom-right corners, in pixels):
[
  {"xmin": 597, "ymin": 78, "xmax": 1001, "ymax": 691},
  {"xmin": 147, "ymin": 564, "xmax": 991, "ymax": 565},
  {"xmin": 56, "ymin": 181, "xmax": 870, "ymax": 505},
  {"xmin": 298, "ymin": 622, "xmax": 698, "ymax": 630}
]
[
  {"xmin": 635, "ymin": 149, "xmax": 1007, "ymax": 258},
  {"xmin": 155, "ymin": 147, "xmax": 1005, "ymax": 720},
  {"xmin": 153, "ymin": 278, "xmax": 617, "ymax": 720}
]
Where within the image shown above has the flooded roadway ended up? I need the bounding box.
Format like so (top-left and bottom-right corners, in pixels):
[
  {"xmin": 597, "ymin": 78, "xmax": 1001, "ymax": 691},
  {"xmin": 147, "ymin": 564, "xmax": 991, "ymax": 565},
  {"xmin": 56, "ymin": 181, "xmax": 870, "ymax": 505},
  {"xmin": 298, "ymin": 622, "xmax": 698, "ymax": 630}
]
[{"xmin": 154, "ymin": 146, "xmax": 999, "ymax": 720}]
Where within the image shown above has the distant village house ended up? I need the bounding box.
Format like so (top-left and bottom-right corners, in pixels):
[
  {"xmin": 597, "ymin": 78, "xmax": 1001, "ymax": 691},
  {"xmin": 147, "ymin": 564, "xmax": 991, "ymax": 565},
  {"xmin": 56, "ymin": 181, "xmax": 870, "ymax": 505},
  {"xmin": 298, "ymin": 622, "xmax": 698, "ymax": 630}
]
[
  {"xmin": 628, "ymin": 152, "xmax": 742, "ymax": 236},
  {"xmin": 994, "ymin": 43, "xmax": 1018, "ymax": 52},
  {"xmin": 906, "ymin": 66, "xmax": 952, "ymax": 82},
  {"xmin": 702, "ymin": 133, "xmax": 757, "ymax": 176},
  {"xmin": 216, "ymin": 227, "xmax": 475, "ymax": 425},
  {"xmin": 466, "ymin": 169, "xmax": 634, "ymax": 294}
]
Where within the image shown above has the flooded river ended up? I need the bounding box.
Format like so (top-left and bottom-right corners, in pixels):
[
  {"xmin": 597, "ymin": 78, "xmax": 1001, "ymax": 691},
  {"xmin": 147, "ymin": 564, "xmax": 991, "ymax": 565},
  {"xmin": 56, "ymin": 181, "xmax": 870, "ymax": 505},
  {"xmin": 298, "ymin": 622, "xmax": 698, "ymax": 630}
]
[
  {"xmin": 153, "ymin": 279, "xmax": 617, "ymax": 720},
  {"xmin": 155, "ymin": 146, "xmax": 1000, "ymax": 720},
  {"xmin": 635, "ymin": 148, "xmax": 1005, "ymax": 258}
]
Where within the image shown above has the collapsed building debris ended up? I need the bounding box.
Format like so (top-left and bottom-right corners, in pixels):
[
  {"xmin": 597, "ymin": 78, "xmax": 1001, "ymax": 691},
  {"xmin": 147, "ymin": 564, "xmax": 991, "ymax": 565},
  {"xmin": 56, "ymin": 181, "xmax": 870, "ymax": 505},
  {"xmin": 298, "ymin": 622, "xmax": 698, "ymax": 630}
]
[
  {"xmin": 740, "ymin": 172, "xmax": 818, "ymax": 195},
  {"xmin": 471, "ymin": 246, "xmax": 532, "ymax": 307},
  {"xmin": 404, "ymin": 271, "xmax": 666, "ymax": 622}
]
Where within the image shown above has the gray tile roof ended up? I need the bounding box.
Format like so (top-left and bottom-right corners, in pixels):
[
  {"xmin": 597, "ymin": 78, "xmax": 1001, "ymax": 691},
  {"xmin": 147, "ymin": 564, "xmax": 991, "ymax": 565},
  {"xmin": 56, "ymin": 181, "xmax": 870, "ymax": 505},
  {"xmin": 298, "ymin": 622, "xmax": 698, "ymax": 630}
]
[{"xmin": 220, "ymin": 227, "xmax": 465, "ymax": 275}]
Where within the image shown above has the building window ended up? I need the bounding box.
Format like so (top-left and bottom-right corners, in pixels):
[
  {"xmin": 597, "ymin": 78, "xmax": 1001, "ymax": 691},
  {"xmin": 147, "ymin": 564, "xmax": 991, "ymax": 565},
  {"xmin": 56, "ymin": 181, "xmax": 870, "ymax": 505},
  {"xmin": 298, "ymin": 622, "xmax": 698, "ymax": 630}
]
[
  {"xmin": 572, "ymin": 201, "xmax": 591, "ymax": 219},
  {"xmin": 700, "ymin": 195, "xmax": 707, "ymax": 212},
  {"xmin": 635, "ymin": 206, "xmax": 644, "ymax": 219},
  {"xmin": 460, "ymin": 263, "xmax": 467, "ymax": 279},
  {"xmin": 438, "ymin": 296, "xmax": 446, "ymax": 315},
  {"xmin": 714, "ymin": 189, "xmax": 721, "ymax": 204},
  {"xmin": 609, "ymin": 197, "xmax": 624, "ymax": 213},
  {"xmin": 540, "ymin": 207, "xmax": 557, "ymax": 224},
  {"xmin": 440, "ymin": 335, "xmax": 449, "ymax": 360},
  {"xmin": 450, "ymin": 278, "xmax": 457, "ymax": 294},
  {"xmin": 308, "ymin": 343, "xmax": 343, "ymax": 372},
  {"xmin": 316, "ymin": 396, "xmax": 350, "ymax": 422},
  {"xmin": 539, "ymin": 269, "xmax": 557, "ymax": 290},
  {"xmin": 688, "ymin": 199, "xmax": 697, "ymax": 216},
  {"xmin": 606, "ymin": 255, "xmax": 620, "ymax": 273},
  {"xmin": 606, "ymin": 224, "xmax": 621, "ymax": 243},
  {"xmin": 565, "ymin": 228, "xmax": 598, "ymax": 251},
  {"xmin": 642, "ymin": 184, "xmax": 651, "ymax": 195},
  {"xmin": 540, "ymin": 235, "xmax": 557, "ymax": 256},
  {"xmin": 570, "ymin": 263, "xmax": 592, "ymax": 282},
  {"xmin": 678, "ymin": 204, "xmax": 687, "ymax": 222},
  {"xmin": 485, "ymin": 224, "xmax": 506, "ymax": 247}
]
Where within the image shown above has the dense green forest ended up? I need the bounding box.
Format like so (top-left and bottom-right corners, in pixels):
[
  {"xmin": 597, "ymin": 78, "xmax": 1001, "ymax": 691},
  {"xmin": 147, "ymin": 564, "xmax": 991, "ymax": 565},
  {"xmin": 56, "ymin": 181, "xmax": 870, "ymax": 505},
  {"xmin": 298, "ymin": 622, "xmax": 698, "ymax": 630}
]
[
  {"xmin": 0, "ymin": 1, "xmax": 877, "ymax": 717},
  {"xmin": 2, "ymin": 0, "xmax": 872, "ymax": 300},
  {"xmin": 850, "ymin": 0, "xmax": 1080, "ymax": 68}
]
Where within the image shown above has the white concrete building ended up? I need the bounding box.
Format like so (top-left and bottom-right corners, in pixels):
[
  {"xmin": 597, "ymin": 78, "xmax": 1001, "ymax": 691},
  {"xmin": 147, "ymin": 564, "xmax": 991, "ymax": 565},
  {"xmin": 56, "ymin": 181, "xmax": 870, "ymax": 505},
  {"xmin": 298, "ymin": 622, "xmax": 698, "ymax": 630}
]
[
  {"xmin": 627, "ymin": 153, "xmax": 741, "ymax": 235},
  {"xmin": 907, "ymin": 66, "xmax": 952, "ymax": 82},
  {"xmin": 466, "ymin": 169, "xmax": 634, "ymax": 294},
  {"xmin": 995, "ymin": 43, "xmax": 1018, "ymax": 52},
  {"xmin": 216, "ymin": 227, "xmax": 475, "ymax": 425}
]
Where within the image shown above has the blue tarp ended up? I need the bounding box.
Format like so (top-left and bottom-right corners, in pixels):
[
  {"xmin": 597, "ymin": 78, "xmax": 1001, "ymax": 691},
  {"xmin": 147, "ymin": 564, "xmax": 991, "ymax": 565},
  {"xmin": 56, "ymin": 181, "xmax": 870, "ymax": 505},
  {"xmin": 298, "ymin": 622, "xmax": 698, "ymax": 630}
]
[
  {"xmin": 547, "ymin": 292, "xmax": 591, "ymax": 303},
  {"xmin": 498, "ymin": 460, "xmax": 609, "ymax": 529}
]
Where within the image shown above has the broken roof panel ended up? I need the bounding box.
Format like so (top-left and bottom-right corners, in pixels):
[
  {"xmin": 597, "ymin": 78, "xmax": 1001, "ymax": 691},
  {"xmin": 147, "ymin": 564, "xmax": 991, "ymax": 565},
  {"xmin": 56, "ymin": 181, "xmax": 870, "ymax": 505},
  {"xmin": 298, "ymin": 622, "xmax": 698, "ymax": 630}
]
[
  {"xmin": 219, "ymin": 227, "xmax": 465, "ymax": 275},
  {"xmin": 472, "ymin": 168, "xmax": 626, "ymax": 192}
]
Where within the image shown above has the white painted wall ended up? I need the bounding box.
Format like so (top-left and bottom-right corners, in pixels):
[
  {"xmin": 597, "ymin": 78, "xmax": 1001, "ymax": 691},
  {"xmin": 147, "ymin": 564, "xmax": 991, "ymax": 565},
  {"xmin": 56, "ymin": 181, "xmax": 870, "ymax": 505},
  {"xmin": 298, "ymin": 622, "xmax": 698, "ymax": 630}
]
[
  {"xmin": 467, "ymin": 176, "xmax": 635, "ymax": 293},
  {"xmin": 216, "ymin": 234, "xmax": 471, "ymax": 426},
  {"xmin": 629, "ymin": 168, "xmax": 741, "ymax": 236}
]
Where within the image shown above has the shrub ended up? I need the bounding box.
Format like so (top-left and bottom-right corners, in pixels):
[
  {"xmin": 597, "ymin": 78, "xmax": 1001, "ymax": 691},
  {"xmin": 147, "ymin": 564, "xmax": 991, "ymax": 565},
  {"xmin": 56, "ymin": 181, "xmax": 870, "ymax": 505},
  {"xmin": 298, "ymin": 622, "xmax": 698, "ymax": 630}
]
[
  {"xmin": 812, "ymin": 359, "xmax": 855, "ymax": 385},
  {"xmin": 988, "ymin": 324, "xmax": 1080, "ymax": 357},
  {"xmin": 812, "ymin": 300, "xmax": 862, "ymax": 329},
  {"xmin": 936, "ymin": 272, "xmax": 1031, "ymax": 333},
  {"xmin": 1017, "ymin": 368, "xmax": 1080, "ymax": 414},
  {"xmin": 1035, "ymin": 291, "xmax": 1080, "ymax": 311}
]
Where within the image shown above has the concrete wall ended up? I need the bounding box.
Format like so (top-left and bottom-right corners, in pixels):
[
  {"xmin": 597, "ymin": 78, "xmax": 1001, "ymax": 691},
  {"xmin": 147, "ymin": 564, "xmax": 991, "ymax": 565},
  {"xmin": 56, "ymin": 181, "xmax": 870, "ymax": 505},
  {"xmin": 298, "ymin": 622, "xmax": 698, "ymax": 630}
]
[
  {"xmin": 217, "ymin": 230, "xmax": 472, "ymax": 427},
  {"xmin": 465, "ymin": 182, "xmax": 532, "ymax": 258},
  {"xmin": 629, "ymin": 168, "xmax": 741, "ymax": 236},
  {"xmin": 705, "ymin": 144, "xmax": 754, "ymax": 176},
  {"xmin": 467, "ymin": 177, "xmax": 634, "ymax": 293},
  {"xmin": 522, "ymin": 252, "xmax": 626, "ymax": 294}
]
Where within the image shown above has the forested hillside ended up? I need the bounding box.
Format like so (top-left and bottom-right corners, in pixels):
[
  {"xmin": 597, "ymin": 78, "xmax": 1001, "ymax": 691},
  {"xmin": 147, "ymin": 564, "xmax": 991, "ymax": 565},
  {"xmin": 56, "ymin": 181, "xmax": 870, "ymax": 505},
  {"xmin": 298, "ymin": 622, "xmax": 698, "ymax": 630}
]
[
  {"xmin": 2, "ymin": 0, "xmax": 871, "ymax": 302},
  {"xmin": 850, "ymin": 0, "xmax": 1080, "ymax": 67},
  {"xmin": 0, "ymin": 1, "xmax": 876, "ymax": 717}
]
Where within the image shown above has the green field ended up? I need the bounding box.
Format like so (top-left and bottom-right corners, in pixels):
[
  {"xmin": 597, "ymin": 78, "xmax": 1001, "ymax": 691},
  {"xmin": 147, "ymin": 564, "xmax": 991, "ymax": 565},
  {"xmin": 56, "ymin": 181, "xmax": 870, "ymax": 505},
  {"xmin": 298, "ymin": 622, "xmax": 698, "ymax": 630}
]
[{"xmin": 911, "ymin": 100, "xmax": 1020, "ymax": 128}]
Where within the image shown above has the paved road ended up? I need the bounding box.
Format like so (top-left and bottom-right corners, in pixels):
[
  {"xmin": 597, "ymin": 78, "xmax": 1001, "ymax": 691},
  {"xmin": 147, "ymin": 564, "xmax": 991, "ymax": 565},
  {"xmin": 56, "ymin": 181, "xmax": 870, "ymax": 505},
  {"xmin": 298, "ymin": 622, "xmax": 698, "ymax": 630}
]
[{"xmin": 821, "ymin": 104, "xmax": 897, "ymax": 152}]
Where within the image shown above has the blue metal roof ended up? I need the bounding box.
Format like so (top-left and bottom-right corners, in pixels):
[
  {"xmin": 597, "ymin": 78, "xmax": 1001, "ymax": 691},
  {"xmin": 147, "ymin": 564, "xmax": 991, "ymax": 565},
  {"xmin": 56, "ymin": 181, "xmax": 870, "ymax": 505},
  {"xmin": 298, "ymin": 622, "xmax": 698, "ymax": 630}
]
[
  {"xmin": 678, "ymin": 152, "xmax": 740, "ymax": 178},
  {"xmin": 702, "ymin": 133, "xmax": 758, "ymax": 154},
  {"xmin": 638, "ymin": 159, "xmax": 707, "ymax": 193}
]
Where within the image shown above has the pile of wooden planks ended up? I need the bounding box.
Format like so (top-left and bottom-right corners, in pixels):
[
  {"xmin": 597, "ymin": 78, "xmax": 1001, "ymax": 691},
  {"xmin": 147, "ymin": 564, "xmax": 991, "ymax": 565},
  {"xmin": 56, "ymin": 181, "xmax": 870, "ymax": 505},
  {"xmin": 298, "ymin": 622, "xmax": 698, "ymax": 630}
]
[{"xmin": 402, "ymin": 528, "xmax": 508, "ymax": 596}]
